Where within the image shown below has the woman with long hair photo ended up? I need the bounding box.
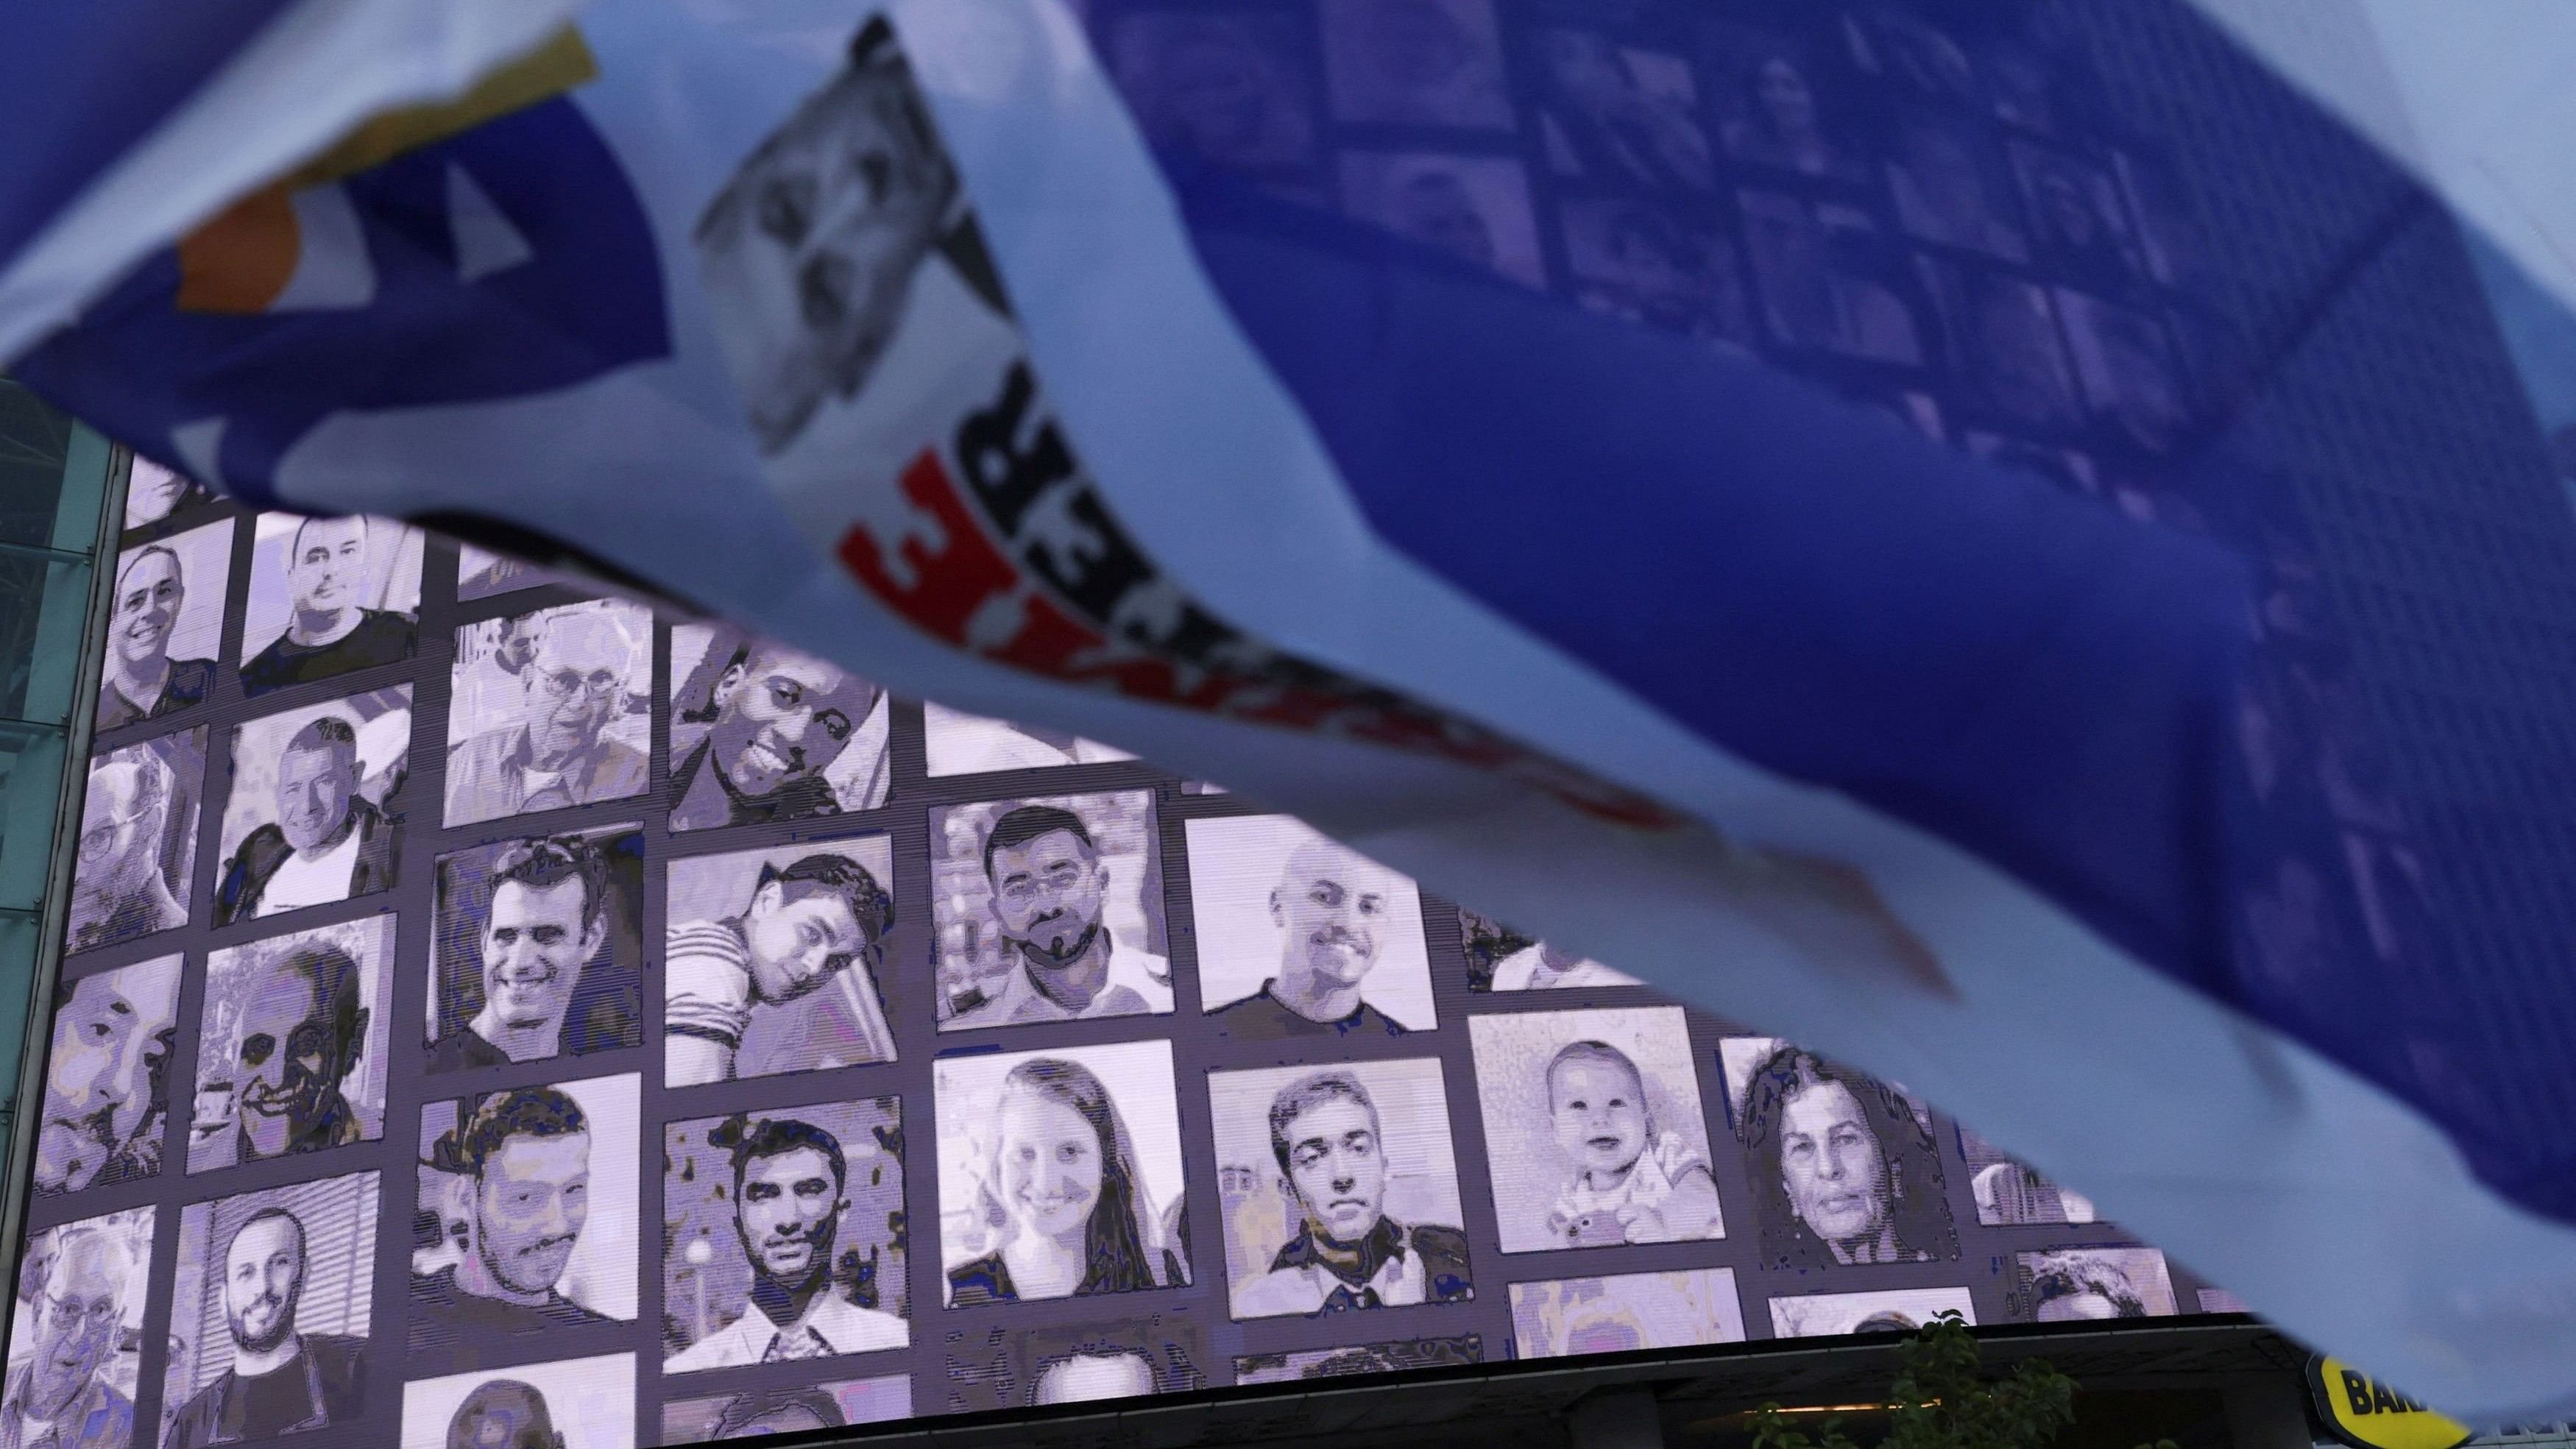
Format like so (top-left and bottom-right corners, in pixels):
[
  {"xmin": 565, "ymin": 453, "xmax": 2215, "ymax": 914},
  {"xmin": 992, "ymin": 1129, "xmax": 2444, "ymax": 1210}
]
[{"xmin": 947, "ymin": 1057, "xmax": 1185, "ymax": 1305}]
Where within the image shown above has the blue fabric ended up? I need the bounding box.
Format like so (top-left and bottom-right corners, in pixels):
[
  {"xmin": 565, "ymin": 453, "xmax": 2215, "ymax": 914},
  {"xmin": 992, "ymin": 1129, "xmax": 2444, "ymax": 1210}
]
[
  {"xmin": 0, "ymin": 1, "xmax": 299, "ymax": 267},
  {"xmin": 14, "ymin": 98, "xmax": 669, "ymax": 501}
]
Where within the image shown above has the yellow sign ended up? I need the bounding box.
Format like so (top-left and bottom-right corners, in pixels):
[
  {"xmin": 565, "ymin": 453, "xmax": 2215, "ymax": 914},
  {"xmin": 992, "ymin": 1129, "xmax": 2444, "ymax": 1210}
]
[{"xmin": 2306, "ymin": 1356, "xmax": 2471, "ymax": 1449}]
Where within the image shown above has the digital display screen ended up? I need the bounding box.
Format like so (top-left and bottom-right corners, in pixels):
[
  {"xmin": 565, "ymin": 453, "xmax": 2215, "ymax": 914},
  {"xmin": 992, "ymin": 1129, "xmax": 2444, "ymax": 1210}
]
[{"xmin": 18, "ymin": 1, "xmax": 2260, "ymax": 1444}]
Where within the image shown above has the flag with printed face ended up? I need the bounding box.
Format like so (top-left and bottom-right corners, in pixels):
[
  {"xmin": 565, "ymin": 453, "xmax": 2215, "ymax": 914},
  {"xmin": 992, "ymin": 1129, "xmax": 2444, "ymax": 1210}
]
[{"xmin": 10, "ymin": 0, "xmax": 2576, "ymax": 1423}]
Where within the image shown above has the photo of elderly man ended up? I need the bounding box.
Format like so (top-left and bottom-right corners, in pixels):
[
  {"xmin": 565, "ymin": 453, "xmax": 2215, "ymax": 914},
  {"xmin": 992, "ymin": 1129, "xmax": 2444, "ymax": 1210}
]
[
  {"xmin": 445, "ymin": 600, "xmax": 652, "ymax": 826},
  {"xmin": 1, "ymin": 1211, "xmax": 154, "ymax": 1449},
  {"xmin": 238, "ymin": 512, "xmax": 422, "ymax": 698}
]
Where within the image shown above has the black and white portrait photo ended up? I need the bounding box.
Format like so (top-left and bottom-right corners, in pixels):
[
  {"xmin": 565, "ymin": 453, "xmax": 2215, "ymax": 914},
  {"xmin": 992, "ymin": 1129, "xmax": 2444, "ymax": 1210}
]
[
  {"xmin": 1710, "ymin": 26, "xmax": 1869, "ymax": 184},
  {"xmin": 930, "ymin": 791, "xmax": 1169, "ymax": 1030},
  {"xmin": 1108, "ymin": 10, "xmax": 1319, "ymax": 169},
  {"xmin": 1339, "ymin": 152, "xmax": 1546, "ymax": 288},
  {"xmin": 665, "ymin": 623, "xmax": 889, "ymax": 832},
  {"xmin": 188, "ymin": 915, "xmax": 392, "ymax": 1174},
  {"xmin": 426, "ymin": 827, "xmax": 645, "ymax": 1071},
  {"xmin": 941, "ymin": 1317, "xmax": 1207, "ymax": 1415},
  {"xmin": 1236, "ymin": 1336, "xmax": 1482, "ymax": 1385},
  {"xmin": 2055, "ymin": 288, "xmax": 2190, "ymax": 453},
  {"xmin": 3, "ymin": 1208, "xmax": 155, "ymax": 1449},
  {"xmin": 1769, "ymin": 1286, "xmax": 1974, "ymax": 1339},
  {"xmin": 1469, "ymin": 1007, "xmax": 1723, "ymax": 1252},
  {"xmin": 1887, "ymin": 113, "xmax": 2028, "ymax": 261},
  {"xmin": 66, "ymin": 731, "xmax": 203, "ymax": 955},
  {"xmin": 1721, "ymin": 1038, "xmax": 1958, "ymax": 1270},
  {"xmin": 1458, "ymin": 908, "xmax": 1640, "ymax": 992},
  {"xmin": 1506, "ymin": 1269, "xmax": 1744, "ymax": 1359},
  {"xmin": 445, "ymin": 600, "xmax": 651, "ymax": 827},
  {"xmin": 693, "ymin": 21, "xmax": 960, "ymax": 458},
  {"xmin": 1958, "ymin": 1127, "xmax": 2098, "ymax": 1227},
  {"xmin": 1528, "ymin": 29, "xmax": 1715, "ymax": 192},
  {"xmin": 97, "ymin": 520, "xmax": 232, "ymax": 732},
  {"xmin": 922, "ymin": 702, "xmax": 1133, "ymax": 778},
  {"xmin": 211, "ymin": 690, "xmax": 408, "ymax": 926},
  {"xmin": 411, "ymin": 1074, "xmax": 641, "ymax": 1355},
  {"xmin": 399, "ymin": 1356, "xmax": 634, "ymax": 1449},
  {"xmin": 1319, "ymin": 0, "xmax": 1509, "ymax": 130},
  {"xmin": 237, "ymin": 511, "xmax": 422, "ymax": 698},
  {"xmin": 666, "ymin": 840, "xmax": 896, "ymax": 1085},
  {"xmin": 160, "ymin": 1172, "xmax": 376, "ymax": 1448},
  {"xmin": 1559, "ymin": 198, "xmax": 1752, "ymax": 346},
  {"xmin": 122, "ymin": 458, "xmax": 210, "ymax": 533},
  {"xmin": 935, "ymin": 1042, "xmax": 1188, "ymax": 1308},
  {"xmin": 2014, "ymin": 1247, "xmax": 2177, "ymax": 1322},
  {"xmin": 660, "ymin": 1377, "xmax": 909, "ymax": 1443},
  {"xmin": 1739, "ymin": 191, "xmax": 1925, "ymax": 365},
  {"xmin": 1188, "ymin": 815, "xmax": 1434, "ymax": 1039},
  {"xmin": 665, "ymin": 1098, "xmax": 908, "ymax": 1370},
  {"xmin": 1919, "ymin": 258, "xmax": 2078, "ymax": 429},
  {"xmin": 1207, "ymin": 1058, "xmax": 1470, "ymax": 1319},
  {"xmin": 36, "ymin": 956, "xmax": 181, "ymax": 1198}
]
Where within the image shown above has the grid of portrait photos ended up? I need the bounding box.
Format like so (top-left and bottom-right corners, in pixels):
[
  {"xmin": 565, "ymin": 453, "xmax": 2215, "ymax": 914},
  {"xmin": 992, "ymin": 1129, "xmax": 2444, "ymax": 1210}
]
[{"xmin": 15, "ymin": 3, "xmax": 2360, "ymax": 1445}]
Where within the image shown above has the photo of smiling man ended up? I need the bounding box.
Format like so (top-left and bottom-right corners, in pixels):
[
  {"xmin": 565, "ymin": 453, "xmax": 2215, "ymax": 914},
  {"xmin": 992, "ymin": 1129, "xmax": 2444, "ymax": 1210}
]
[
  {"xmin": 1187, "ymin": 815, "xmax": 1436, "ymax": 1039},
  {"xmin": 427, "ymin": 829, "xmax": 644, "ymax": 1072},
  {"xmin": 96, "ymin": 520, "xmax": 231, "ymax": 732},
  {"xmin": 665, "ymin": 623, "xmax": 890, "ymax": 832},
  {"xmin": 410, "ymin": 1075, "xmax": 640, "ymax": 1361},
  {"xmin": 187, "ymin": 918, "xmax": 392, "ymax": 1174},
  {"xmin": 665, "ymin": 840, "xmax": 897, "ymax": 1085},
  {"xmin": 211, "ymin": 690, "xmax": 408, "ymax": 926},
  {"xmin": 162, "ymin": 1173, "xmax": 377, "ymax": 1448}
]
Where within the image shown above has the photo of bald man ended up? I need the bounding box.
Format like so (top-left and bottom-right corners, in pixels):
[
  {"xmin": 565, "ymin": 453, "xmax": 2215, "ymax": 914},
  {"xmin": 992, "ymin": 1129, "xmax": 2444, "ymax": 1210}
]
[
  {"xmin": 238, "ymin": 511, "xmax": 422, "ymax": 698},
  {"xmin": 96, "ymin": 520, "xmax": 230, "ymax": 731},
  {"xmin": 445, "ymin": 600, "xmax": 652, "ymax": 827},
  {"xmin": 1187, "ymin": 815, "xmax": 1438, "ymax": 1038}
]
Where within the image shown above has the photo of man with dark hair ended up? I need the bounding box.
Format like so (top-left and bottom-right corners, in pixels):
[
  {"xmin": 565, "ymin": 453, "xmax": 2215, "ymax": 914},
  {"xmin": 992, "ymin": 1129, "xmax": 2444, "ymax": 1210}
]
[
  {"xmin": 411, "ymin": 1085, "xmax": 622, "ymax": 1347},
  {"xmin": 166, "ymin": 1207, "xmax": 367, "ymax": 1447},
  {"xmin": 667, "ymin": 850, "xmax": 895, "ymax": 1083},
  {"xmin": 432, "ymin": 837, "xmax": 609, "ymax": 1069},
  {"xmin": 1729, "ymin": 1042, "xmax": 1957, "ymax": 1269},
  {"xmin": 239, "ymin": 514, "xmax": 419, "ymax": 697},
  {"xmin": 666, "ymin": 626, "xmax": 888, "ymax": 832},
  {"xmin": 1228, "ymin": 1069, "xmax": 1471, "ymax": 1317},
  {"xmin": 944, "ymin": 805, "xmax": 1170, "ymax": 1030},
  {"xmin": 215, "ymin": 707, "xmax": 401, "ymax": 925},
  {"xmin": 665, "ymin": 1113, "xmax": 908, "ymax": 1370},
  {"xmin": 36, "ymin": 958, "xmax": 180, "ymax": 1197}
]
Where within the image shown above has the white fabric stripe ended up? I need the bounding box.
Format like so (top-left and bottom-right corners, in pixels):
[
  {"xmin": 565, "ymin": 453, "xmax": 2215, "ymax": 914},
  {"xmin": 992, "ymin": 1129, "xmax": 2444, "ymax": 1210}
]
[
  {"xmin": 894, "ymin": 0, "xmax": 2576, "ymax": 1420},
  {"xmin": 0, "ymin": 0, "xmax": 588, "ymax": 361}
]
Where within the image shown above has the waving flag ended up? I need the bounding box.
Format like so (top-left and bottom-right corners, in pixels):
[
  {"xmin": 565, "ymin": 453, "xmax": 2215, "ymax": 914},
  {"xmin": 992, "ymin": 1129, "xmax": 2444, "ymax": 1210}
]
[{"xmin": 10, "ymin": 0, "xmax": 2576, "ymax": 1421}]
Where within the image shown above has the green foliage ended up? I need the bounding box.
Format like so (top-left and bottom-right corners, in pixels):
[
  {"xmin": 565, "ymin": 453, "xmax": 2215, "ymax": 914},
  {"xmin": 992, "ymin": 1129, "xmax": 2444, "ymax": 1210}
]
[{"xmin": 1747, "ymin": 1315, "xmax": 2083, "ymax": 1449}]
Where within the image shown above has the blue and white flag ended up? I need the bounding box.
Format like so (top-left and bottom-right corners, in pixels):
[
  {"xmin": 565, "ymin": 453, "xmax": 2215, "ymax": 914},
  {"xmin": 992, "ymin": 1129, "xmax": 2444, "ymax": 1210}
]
[{"xmin": 10, "ymin": 0, "xmax": 2576, "ymax": 1420}]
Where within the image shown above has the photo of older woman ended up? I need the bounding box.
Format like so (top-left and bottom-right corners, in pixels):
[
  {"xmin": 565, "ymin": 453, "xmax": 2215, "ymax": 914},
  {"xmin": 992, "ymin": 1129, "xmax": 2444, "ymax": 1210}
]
[
  {"xmin": 1722, "ymin": 1039, "xmax": 1957, "ymax": 1270},
  {"xmin": 935, "ymin": 1042, "xmax": 1189, "ymax": 1306}
]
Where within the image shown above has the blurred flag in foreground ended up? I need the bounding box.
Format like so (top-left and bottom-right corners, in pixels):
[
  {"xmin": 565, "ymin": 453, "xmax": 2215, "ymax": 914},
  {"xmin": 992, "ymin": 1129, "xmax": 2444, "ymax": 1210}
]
[{"xmin": 10, "ymin": 0, "xmax": 2576, "ymax": 1421}]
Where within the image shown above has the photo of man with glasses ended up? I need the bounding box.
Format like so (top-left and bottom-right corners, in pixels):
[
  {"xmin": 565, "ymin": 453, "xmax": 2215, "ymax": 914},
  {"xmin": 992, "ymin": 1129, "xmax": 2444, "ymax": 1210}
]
[
  {"xmin": 445, "ymin": 602, "xmax": 651, "ymax": 827},
  {"xmin": 66, "ymin": 734, "xmax": 200, "ymax": 954},
  {"xmin": 1, "ymin": 1213, "xmax": 152, "ymax": 1449}
]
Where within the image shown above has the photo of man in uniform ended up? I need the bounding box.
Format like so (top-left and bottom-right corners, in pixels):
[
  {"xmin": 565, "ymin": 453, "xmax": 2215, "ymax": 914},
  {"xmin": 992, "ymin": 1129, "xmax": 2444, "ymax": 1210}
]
[
  {"xmin": 667, "ymin": 637, "xmax": 884, "ymax": 832},
  {"xmin": 445, "ymin": 606, "xmax": 648, "ymax": 826},
  {"xmin": 0, "ymin": 1228, "xmax": 137, "ymax": 1449},
  {"xmin": 213, "ymin": 717, "xmax": 397, "ymax": 924},
  {"xmin": 204, "ymin": 943, "xmax": 371, "ymax": 1166},
  {"xmin": 1233, "ymin": 1071, "xmax": 1471, "ymax": 1317},
  {"xmin": 666, "ymin": 853, "xmax": 894, "ymax": 1085},
  {"xmin": 944, "ymin": 807, "xmax": 1170, "ymax": 1030},
  {"xmin": 240, "ymin": 517, "xmax": 417, "ymax": 697},
  {"xmin": 431, "ymin": 837, "xmax": 609, "ymax": 1070},
  {"xmin": 665, "ymin": 1118, "xmax": 907, "ymax": 1370},
  {"xmin": 1211, "ymin": 838, "xmax": 1411, "ymax": 1038},
  {"xmin": 411, "ymin": 1087, "xmax": 618, "ymax": 1348},
  {"xmin": 96, "ymin": 542, "xmax": 216, "ymax": 730},
  {"xmin": 36, "ymin": 960, "xmax": 180, "ymax": 1196},
  {"xmin": 66, "ymin": 750, "xmax": 188, "ymax": 952},
  {"xmin": 166, "ymin": 1210, "xmax": 366, "ymax": 1447}
]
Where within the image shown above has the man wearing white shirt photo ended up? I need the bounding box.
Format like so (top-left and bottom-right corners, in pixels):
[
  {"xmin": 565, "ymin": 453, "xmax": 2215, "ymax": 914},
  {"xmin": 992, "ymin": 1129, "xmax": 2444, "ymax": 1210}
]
[
  {"xmin": 214, "ymin": 718, "xmax": 396, "ymax": 925},
  {"xmin": 944, "ymin": 806, "xmax": 1170, "ymax": 1030},
  {"xmin": 665, "ymin": 1118, "xmax": 907, "ymax": 1370}
]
